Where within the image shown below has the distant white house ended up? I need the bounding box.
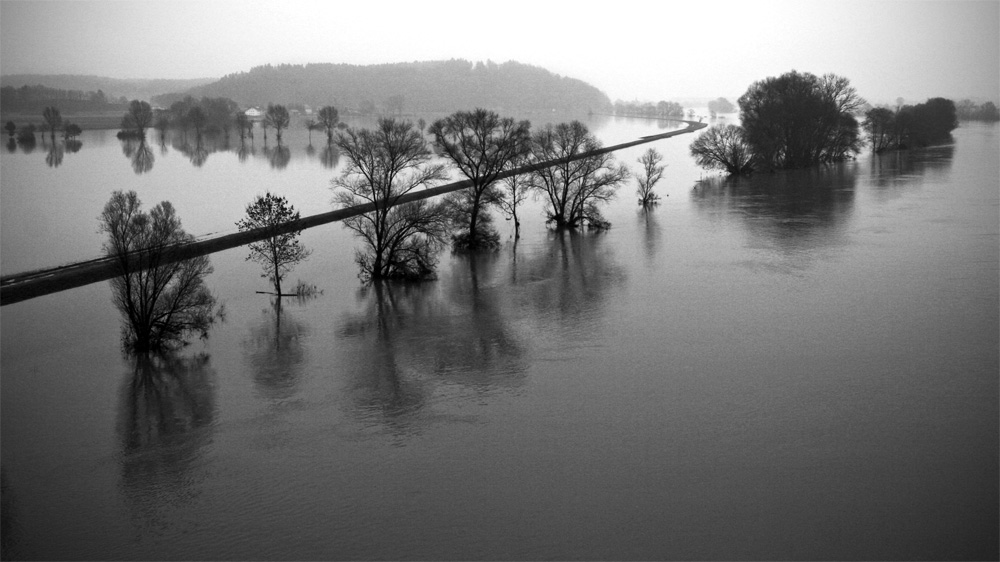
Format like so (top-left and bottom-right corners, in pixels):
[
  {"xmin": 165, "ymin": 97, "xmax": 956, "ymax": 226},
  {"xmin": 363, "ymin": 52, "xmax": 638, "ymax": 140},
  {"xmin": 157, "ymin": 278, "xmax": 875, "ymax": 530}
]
[{"xmin": 244, "ymin": 107, "xmax": 263, "ymax": 118}]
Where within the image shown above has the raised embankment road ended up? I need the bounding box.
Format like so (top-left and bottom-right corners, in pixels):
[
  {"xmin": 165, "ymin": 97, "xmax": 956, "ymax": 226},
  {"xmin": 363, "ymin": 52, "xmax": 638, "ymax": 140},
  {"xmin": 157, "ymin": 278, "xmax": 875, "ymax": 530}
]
[{"xmin": 0, "ymin": 120, "xmax": 707, "ymax": 306}]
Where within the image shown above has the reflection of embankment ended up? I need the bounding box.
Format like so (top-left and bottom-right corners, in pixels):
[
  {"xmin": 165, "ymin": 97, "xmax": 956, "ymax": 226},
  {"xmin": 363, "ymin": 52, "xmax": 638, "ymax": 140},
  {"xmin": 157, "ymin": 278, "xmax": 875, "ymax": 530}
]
[
  {"xmin": 336, "ymin": 265, "xmax": 527, "ymax": 435},
  {"xmin": 117, "ymin": 352, "xmax": 216, "ymax": 523},
  {"xmin": 691, "ymin": 164, "xmax": 857, "ymax": 267}
]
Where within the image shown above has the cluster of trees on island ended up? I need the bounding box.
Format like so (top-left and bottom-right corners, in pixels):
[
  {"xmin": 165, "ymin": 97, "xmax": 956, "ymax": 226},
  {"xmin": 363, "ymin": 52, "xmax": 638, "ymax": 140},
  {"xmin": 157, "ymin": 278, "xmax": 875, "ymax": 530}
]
[{"xmin": 689, "ymin": 70, "xmax": 963, "ymax": 175}]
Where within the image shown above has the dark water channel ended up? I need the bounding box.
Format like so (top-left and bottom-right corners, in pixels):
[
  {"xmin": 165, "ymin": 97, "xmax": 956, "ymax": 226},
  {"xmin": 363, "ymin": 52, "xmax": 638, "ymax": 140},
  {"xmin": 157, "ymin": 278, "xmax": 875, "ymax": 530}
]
[{"xmin": 1, "ymin": 118, "xmax": 997, "ymax": 560}]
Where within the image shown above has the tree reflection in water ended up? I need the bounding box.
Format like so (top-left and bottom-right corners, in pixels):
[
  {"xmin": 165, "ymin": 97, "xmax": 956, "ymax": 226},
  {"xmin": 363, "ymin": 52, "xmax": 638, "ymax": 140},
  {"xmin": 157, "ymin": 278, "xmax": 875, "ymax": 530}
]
[
  {"xmin": 237, "ymin": 140, "xmax": 254, "ymax": 163},
  {"xmin": 266, "ymin": 143, "xmax": 291, "ymax": 170},
  {"xmin": 6, "ymin": 138, "xmax": 16, "ymax": 153},
  {"xmin": 691, "ymin": 164, "xmax": 858, "ymax": 269},
  {"xmin": 638, "ymin": 207, "xmax": 662, "ymax": 264},
  {"xmin": 511, "ymin": 229, "xmax": 626, "ymax": 333},
  {"xmin": 337, "ymin": 267, "xmax": 527, "ymax": 436},
  {"xmin": 45, "ymin": 142, "xmax": 64, "ymax": 168},
  {"xmin": 868, "ymin": 143, "xmax": 955, "ymax": 197},
  {"xmin": 120, "ymin": 138, "xmax": 155, "ymax": 174},
  {"xmin": 320, "ymin": 144, "xmax": 339, "ymax": 169},
  {"xmin": 117, "ymin": 351, "xmax": 216, "ymax": 526},
  {"xmin": 244, "ymin": 298, "xmax": 309, "ymax": 401},
  {"xmin": 64, "ymin": 139, "xmax": 82, "ymax": 153}
]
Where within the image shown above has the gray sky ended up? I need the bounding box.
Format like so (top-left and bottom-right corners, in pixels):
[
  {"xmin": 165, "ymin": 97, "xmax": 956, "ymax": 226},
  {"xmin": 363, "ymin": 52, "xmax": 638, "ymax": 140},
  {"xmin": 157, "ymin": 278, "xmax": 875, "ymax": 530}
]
[{"xmin": 1, "ymin": 0, "xmax": 997, "ymax": 105}]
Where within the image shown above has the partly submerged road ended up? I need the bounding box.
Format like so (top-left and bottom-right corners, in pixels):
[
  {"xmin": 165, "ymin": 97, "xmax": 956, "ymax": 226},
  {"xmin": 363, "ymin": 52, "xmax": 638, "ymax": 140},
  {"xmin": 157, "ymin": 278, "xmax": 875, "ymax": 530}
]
[{"xmin": 0, "ymin": 120, "xmax": 706, "ymax": 306}]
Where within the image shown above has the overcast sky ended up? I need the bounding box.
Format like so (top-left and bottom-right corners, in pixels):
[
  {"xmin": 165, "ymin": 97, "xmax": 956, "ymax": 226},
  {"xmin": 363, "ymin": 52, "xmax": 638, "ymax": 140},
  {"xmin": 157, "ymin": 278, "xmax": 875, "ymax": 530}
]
[{"xmin": 1, "ymin": 0, "xmax": 997, "ymax": 105}]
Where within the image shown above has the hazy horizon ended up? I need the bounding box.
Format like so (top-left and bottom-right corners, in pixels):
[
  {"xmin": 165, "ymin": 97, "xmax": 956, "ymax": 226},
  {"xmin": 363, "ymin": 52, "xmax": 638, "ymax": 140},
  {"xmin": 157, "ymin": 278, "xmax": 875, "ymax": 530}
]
[{"xmin": 1, "ymin": 0, "xmax": 998, "ymax": 106}]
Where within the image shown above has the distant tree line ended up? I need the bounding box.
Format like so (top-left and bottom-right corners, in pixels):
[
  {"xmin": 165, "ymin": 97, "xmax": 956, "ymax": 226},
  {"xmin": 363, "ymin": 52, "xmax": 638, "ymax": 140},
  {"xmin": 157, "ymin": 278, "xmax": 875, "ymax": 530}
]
[
  {"xmin": 158, "ymin": 96, "xmax": 241, "ymax": 138},
  {"xmin": 955, "ymin": 99, "xmax": 999, "ymax": 121},
  {"xmin": 862, "ymin": 98, "xmax": 958, "ymax": 152},
  {"xmin": 152, "ymin": 59, "xmax": 613, "ymax": 115},
  {"xmin": 613, "ymin": 99, "xmax": 685, "ymax": 118},
  {"xmin": 0, "ymin": 85, "xmax": 128, "ymax": 113},
  {"xmin": 706, "ymin": 97, "xmax": 736, "ymax": 117}
]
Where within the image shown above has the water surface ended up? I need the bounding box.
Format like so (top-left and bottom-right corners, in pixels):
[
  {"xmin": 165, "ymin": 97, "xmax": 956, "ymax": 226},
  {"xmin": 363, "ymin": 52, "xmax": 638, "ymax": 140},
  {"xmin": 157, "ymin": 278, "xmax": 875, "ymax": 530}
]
[{"xmin": 1, "ymin": 117, "xmax": 997, "ymax": 560}]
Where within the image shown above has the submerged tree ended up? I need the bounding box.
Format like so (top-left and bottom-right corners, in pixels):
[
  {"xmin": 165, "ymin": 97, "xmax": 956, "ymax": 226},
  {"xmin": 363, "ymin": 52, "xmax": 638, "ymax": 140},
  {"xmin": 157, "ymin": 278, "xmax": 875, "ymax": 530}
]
[
  {"xmin": 317, "ymin": 105, "xmax": 339, "ymax": 144},
  {"xmin": 635, "ymin": 147, "xmax": 666, "ymax": 206},
  {"xmin": 265, "ymin": 104, "xmax": 290, "ymax": 143},
  {"xmin": 42, "ymin": 106, "xmax": 62, "ymax": 140},
  {"xmin": 738, "ymin": 71, "xmax": 863, "ymax": 170},
  {"xmin": 63, "ymin": 122, "xmax": 82, "ymax": 140},
  {"xmin": 495, "ymin": 156, "xmax": 532, "ymax": 239},
  {"xmin": 236, "ymin": 193, "xmax": 311, "ymax": 296},
  {"xmin": 429, "ymin": 108, "xmax": 531, "ymax": 249},
  {"xmin": 333, "ymin": 117, "xmax": 449, "ymax": 281},
  {"xmin": 119, "ymin": 100, "xmax": 153, "ymax": 137},
  {"xmin": 689, "ymin": 124, "xmax": 756, "ymax": 175},
  {"xmin": 527, "ymin": 120, "xmax": 629, "ymax": 229},
  {"xmin": 99, "ymin": 190, "xmax": 217, "ymax": 352}
]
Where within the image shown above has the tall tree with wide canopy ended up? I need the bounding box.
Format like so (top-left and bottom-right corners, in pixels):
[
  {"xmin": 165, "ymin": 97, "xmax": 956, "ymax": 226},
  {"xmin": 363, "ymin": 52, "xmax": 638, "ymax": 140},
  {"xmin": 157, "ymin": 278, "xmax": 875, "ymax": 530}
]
[
  {"xmin": 527, "ymin": 120, "xmax": 629, "ymax": 229},
  {"xmin": 121, "ymin": 100, "xmax": 154, "ymax": 136},
  {"xmin": 99, "ymin": 191, "xmax": 217, "ymax": 352},
  {"xmin": 738, "ymin": 70, "xmax": 862, "ymax": 170},
  {"xmin": 429, "ymin": 108, "xmax": 531, "ymax": 249},
  {"xmin": 333, "ymin": 117, "xmax": 449, "ymax": 281}
]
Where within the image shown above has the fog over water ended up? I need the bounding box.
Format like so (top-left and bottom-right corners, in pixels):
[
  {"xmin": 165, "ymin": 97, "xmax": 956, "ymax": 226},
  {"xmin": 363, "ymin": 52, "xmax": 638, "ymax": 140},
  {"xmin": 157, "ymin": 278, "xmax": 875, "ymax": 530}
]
[{"xmin": 1, "ymin": 0, "xmax": 998, "ymax": 103}]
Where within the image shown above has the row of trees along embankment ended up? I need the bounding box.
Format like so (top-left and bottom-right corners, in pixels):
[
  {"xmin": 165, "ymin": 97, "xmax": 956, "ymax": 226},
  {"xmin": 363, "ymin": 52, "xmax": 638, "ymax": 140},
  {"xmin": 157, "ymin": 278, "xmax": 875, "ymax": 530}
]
[{"xmin": 0, "ymin": 113, "xmax": 704, "ymax": 331}]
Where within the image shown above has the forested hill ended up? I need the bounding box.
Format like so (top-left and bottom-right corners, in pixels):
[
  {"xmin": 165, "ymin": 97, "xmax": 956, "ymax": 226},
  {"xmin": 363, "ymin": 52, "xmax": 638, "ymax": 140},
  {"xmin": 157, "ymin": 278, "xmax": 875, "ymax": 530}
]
[
  {"xmin": 152, "ymin": 60, "xmax": 613, "ymax": 114},
  {"xmin": 0, "ymin": 75, "xmax": 216, "ymax": 104}
]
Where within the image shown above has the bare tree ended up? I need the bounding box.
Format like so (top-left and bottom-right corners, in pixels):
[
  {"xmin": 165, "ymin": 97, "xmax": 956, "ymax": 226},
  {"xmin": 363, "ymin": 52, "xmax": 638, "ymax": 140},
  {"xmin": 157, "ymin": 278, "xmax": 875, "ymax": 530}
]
[
  {"xmin": 317, "ymin": 106, "xmax": 339, "ymax": 144},
  {"xmin": 862, "ymin": 107, "xmax": 897, "ymax": 153},
  {"xmin": 495, "ymin": 156, "xmax": 532, "ymax": 239},
  {"xmin": 237, "ymin": 193, "xmax": 311, "ymax": 296},
  {"xmin": 99, "ymin": 190, "xmax": 217, "ymax": 352},
  {"xmin": 42, "ymin": 106, "xmax": 62, "ymax": 140},
  {"xmin": 120, "ymin": 100, "xmax": 153, "ymax": 136},
  {"xmin": 429, "ymin": 108, "xmax": 531, "ymax": 249},
  {"xmin": 265, "ymin": 104, "xmax": 290, "ymax": 143},
  {"xmin": 689, "ymin": 124, "xmax": 755, "ymax": 175},
  {"xmin": 635, "ymin": 147, "xmax": 666, "ymax": 206},
  {"xmin": 527, "ymin": 121, "xmax": 629, "ymax": 229},
  {"xmin": 333, "ymin": 118, "xmax": 449, "ymax": 281}
]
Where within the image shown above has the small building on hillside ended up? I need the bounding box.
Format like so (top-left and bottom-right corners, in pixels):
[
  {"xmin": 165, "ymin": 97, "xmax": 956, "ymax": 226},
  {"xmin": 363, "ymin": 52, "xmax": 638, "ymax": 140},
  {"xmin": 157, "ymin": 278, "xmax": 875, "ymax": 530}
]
[{"xmin": 244, "ymin": 107, "xmax": 263, "ymax": 119}]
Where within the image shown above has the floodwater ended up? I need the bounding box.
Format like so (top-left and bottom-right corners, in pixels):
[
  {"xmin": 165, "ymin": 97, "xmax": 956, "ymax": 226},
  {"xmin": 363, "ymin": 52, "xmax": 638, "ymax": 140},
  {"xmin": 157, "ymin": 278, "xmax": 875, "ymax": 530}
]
[{"xmin": 1, "ymin": 116, "xmax": 997, "ymax": 560}]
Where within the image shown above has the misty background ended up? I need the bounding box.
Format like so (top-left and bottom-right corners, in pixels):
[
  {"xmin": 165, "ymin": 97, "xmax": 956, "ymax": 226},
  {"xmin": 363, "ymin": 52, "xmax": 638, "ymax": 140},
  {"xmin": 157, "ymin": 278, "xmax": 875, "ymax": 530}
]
[{"xmin": 1, "ymin": 0, "xmax": 998, "ymax": 106}]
